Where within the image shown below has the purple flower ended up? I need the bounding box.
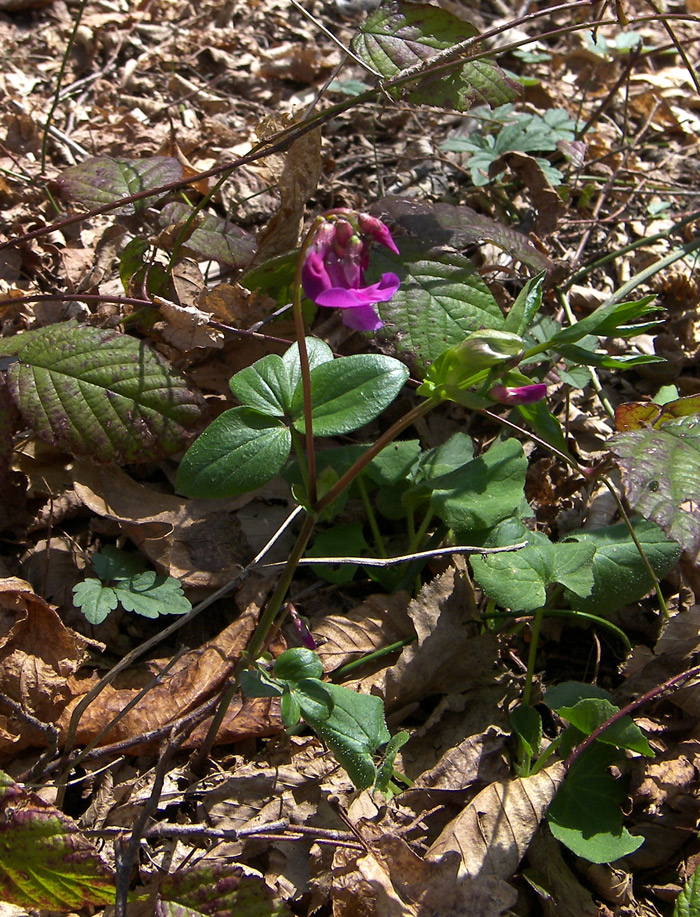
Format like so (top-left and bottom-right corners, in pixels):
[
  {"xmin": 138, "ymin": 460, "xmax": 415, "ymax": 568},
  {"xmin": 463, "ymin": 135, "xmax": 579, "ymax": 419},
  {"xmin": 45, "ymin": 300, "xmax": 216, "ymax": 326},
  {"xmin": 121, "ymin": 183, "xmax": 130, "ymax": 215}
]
[
  {"xmin": 302, "ymin": 211, "xmax": 400, "ymax": 331},
  {"xmin": 489, "ymin": 383, "xmax": 548, "ymax": 406}
]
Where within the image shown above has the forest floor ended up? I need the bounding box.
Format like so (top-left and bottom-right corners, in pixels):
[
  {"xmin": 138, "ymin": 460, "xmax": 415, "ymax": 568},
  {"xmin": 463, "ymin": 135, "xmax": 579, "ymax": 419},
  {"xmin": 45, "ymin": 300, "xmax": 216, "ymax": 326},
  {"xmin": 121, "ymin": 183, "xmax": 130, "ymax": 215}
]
[{"xmin": 1, "ymin": 0, "xmax": 700, "ymax": 915}]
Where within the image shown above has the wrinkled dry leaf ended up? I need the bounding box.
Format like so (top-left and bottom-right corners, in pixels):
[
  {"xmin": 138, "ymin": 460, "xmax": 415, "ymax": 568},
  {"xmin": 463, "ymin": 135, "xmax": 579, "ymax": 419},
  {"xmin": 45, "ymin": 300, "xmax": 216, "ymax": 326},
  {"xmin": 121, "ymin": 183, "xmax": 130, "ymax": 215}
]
[
  {"xmin": 333, "ymin": 830, "xmax": 517, "ymax": 917},
  {"xmin": 72, "ymin": 461, "xmax": 252, "ymax": 591},
  {"xmin": 427, "ymin": 762, "xmax": 566, "ymax": 879},
  {"xmin": 155, "ymin": 296, "xmax": 226, "ymax": 352},
  {"xmin": 0, "ymin": 577, "xmax": 91, "ymax": 754},
  {"xmin": 252, "ymin": 118, "xmax": 322, "ymax": 264},
  {"xmin": 313, "ymin": 592, "xmax": 412, "ymax": 673},
  {"xmin": 408, "ymin": 726, "xmax": 509, "ymax": 794}
]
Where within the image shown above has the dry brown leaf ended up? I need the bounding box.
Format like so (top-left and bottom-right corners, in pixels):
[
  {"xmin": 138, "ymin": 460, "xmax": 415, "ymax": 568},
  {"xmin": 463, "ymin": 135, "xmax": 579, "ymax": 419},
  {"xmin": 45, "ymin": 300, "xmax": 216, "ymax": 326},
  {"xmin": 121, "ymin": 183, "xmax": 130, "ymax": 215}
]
[
  {"xmin": 619, "ymin": 605, "xmax": 700, "ymax": 717},
  {"xmin": 333, "ymin": 830, "xmax": 517, "ymax": 917},
  {"xmin": 526, "ymin": 828, "xmax": 599, "ymax": 917},
  {"xmin": 383, "ymin": 562, "xmax": 497, "ymax": 711},
  {"xmin": 71, "ymin": 461, "xmax": 252, "ymax": 591},
  {"xmin": 408, "ymin": 726, "xmax": 509, "ymax": 794},
  {"xmin": 155, "ymin": 296, "xmax": 226, "ymax": 352},
  {"xmin": 487, "ymin": 151, "xmax": 565, "ymax": 235},
  {"xmin": 0, "ymin": 577, "xmax": 91, "ymax": 754},
  {"xmin": 313, "ymin": 592, "xmax": 413, "ymax": 674},
  {"xmin": 252, "ymin": 118, "xmax": 322, "ymax": 265},
  {"xmin": 58, "ymin": 578, "xmax": 280, "ymax": 750},
  {"xmin": 426, "ymin": 762, "xmax": 566, "ymax": 879}
]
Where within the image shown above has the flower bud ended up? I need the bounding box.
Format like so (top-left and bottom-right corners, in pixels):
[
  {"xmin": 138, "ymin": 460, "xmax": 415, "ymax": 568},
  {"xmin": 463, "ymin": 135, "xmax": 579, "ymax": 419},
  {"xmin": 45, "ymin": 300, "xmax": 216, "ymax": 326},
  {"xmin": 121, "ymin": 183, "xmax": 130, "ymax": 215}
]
[
  {"xmin": 435, "ymin": 330, "xmax": 524, "ymax": 387},
  {"xmin": 489, "ymin": 383, "xmax": 547, "ymax": 405}
]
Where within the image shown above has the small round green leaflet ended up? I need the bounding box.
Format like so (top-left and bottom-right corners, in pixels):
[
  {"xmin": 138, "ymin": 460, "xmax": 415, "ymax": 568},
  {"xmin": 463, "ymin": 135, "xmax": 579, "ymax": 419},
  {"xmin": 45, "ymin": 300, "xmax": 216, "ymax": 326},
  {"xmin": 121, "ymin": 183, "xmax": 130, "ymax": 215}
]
[
  {"xmin": 0, "ymin": 320, "xmax": 206, "ymax": 463},
  {"xmin": 0, "ymin": 770, "xmax": 115, "ymax": 909}
]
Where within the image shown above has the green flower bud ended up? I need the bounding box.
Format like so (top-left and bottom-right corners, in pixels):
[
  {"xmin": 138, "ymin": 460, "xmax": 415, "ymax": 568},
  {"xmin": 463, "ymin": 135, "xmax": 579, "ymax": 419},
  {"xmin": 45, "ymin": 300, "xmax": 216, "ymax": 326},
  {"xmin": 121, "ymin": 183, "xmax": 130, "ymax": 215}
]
[{"xmin": 429, "ymin": 330, "xmax": 525, "ymax": 389}]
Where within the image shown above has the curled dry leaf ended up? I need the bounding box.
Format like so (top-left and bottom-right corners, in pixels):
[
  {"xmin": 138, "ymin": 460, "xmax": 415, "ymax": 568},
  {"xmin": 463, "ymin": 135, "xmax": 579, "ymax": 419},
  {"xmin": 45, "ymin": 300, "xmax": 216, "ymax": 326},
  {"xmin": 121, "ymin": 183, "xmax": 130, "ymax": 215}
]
[
  {"xmin": 0, "ymin": 578, "xmax": 91, "ymax": 755},
  {"xmin": 72, "ymin": 461, "xmax": 252, "ymax": 592},
  {"xmin": 427, "ymin": 762, "xmax": 566, "ymax": 879}
]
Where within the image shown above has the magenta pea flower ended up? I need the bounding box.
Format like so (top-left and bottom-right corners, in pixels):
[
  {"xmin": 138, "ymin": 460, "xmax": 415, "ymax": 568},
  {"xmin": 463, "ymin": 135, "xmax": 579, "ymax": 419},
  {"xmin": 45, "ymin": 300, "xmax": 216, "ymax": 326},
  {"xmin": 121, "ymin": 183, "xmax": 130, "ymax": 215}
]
[
  {"xmin": 301, "ymin": 210, "xmax": 400, "ymax": 331},
  {"xmin": 489, "ymin": 383, "xmax": 548, "ymax": 406}
]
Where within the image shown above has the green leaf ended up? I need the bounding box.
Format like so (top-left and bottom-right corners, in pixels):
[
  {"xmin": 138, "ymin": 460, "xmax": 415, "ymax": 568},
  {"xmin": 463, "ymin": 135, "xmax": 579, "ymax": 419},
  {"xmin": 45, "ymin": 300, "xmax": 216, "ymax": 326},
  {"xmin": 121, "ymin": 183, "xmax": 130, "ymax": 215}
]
[
  {"xmin": 374, "ymin": 731, "xmax": 410, "ymax": 794},
  {"xmin": 72, "ymin": 579, "xmax": 120, "ymax": 625},
  {"xmin": 0, "ymin": 321, "xmax": 205, "ymax": 463},
  {"xmin": 562, "ymin": 520, "xmax": 683, "ymax": 615},
  {"xmin": 299, "ymin": 681, "xmax": 391, "ymax": 790},
  {"xmin": 470, "ymin": 530, "xmax": 595, "ymax": 612},
  {"xmin": 157, "ymin": 862, "xmax": 290, "ymax": 917},
  {"xmin": 556, "ymin": 698, "xmax": 653, "ymax": 756},
  {"xmin": 73, "ymin": 548, "xmax": 192, "ymax": 624},
  {"xmin": 352, "ymin": 2, "xmax": 518, "ymax": 112},
  {"xmin": 510, "ymin": 704, "xmax": 542, "ymax": 758},
  {"xmin": 307, "ymin": 522, "xmax": 370, "ymax": 584},
  {"xmin": 91, "ymin": 544, "xmax": 145, "ymax": 581},
  {"xmin": 176, "ymin": 407, "xmax": 291, "ymax": 498},
  {"xmin": 555, "ymin": 342, "xmax": 664, "ymax": 370},
  {"xmin": 545, "ymin": 683, "xmax": 653, "ymax": 756},
  {"xmin": 292, "ymin": 354, "xmax": 408, "ymax": 436},
  {"xmin": 274, "ymin": 647, "xmax": 324, "ymax": 683},
  {"xmin": 364, "ymin": 440, "xmax": 423, "ymax": 486},
  {"xmin": 369, "ymin": 241, "xmax": 505, "ymax": 376},
  {"xmin": 112, "ymin": 571, "xmax": 191, "ymax": 619},
  {"xmin": 504, "ymin": 272, "xmax": 545, "ymax": 335},
  {"xmin": 282, "ymin": 337, "xmax": 335, "ymax": 393},
  {"xmin": 0, "ymin": 770, "xmax": 115, "ymax": 909},
  {"xmin": 550, "ymin": 296, "xmax": 659, "ymax": 346},
  {"xmin": 548, "ymin": 744, "xmax": 644, "ymax": 863},
  {"xmin": 0, "ymin": 321, "xmax": 204, "ymax": 463},
  {"xmin": 57, "ymin": 156, "xmax": 183, "ymax": 214},
  {"xmin": 674, "ymin": 867, "xmax": 700, "ymax": 917},
  {"xmin": 610, "ymin": 417, "xmax": 700, "ymax": 560},
  {"xmin": 431, "ymin": 438, "xmax": 528, "ymax": 538},
  {"xmin": 230, "ymin": 354, "xmax": 293, "ymax": 417},
  {"xmin": 159, "ymin": 202, "xmax": 256, "ymax": 269}
]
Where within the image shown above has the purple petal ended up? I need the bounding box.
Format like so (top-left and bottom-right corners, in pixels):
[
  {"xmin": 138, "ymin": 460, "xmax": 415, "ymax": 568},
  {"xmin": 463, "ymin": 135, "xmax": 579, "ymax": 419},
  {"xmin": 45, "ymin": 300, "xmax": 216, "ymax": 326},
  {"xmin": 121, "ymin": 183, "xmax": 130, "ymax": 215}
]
[
  {"xmin": 489, "ymin": 383, "xmax": 548, "ymax": 405},
  {"xmin": 341, "ymin": 305, "xmax": 383, "ymax": 331},
  {"xmin": 358, "ymin": 214, "xmax": 400, "ymax": 254},
  {"xmin": 301, "ymin": 251, "xmax": 333, "ymax": 302},
  {"xmin": 314, "ymin": 272, "xmax": 400, "ymax": 309}
]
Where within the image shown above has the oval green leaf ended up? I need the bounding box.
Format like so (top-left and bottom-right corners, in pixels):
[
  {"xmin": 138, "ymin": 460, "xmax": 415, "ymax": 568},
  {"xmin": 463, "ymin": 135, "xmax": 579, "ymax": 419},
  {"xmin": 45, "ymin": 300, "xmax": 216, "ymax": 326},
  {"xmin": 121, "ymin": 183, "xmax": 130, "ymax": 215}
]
[
  {"xmin": 292, "ymin": 354, "xmax": 409, "ymax": 436},
  {"xmin": 176, "ymin": 406, "xmax": 291, "ymax": 498}
]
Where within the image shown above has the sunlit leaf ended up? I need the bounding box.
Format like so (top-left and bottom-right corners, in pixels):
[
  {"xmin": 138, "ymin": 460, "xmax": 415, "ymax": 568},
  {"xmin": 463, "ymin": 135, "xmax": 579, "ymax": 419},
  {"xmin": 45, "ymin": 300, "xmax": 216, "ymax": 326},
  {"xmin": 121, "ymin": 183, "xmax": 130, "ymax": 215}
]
[{"xmin": 57, "ymin": 156, "xmax": 182, "ymax": 214}]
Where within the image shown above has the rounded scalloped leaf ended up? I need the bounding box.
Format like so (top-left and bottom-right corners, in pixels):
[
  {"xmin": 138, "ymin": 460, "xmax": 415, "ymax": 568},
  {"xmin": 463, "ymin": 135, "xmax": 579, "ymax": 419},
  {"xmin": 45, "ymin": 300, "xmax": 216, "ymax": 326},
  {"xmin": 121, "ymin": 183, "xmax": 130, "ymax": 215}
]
[
  {"xmin": 0, "ymin": 770, "xmax": 115, "ymax": 909},
  {"xmin": 57, "ymin": 156, "xmax": 183, "ymax": 214},
  {"xmin": 2, "ymin": 320, "xmax": 206, "ymax": 463}
]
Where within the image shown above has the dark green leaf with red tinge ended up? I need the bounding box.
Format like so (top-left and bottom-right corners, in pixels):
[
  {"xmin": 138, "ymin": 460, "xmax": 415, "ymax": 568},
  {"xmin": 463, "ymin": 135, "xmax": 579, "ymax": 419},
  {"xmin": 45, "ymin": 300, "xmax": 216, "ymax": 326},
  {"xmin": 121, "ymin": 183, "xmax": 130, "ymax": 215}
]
[
  {"xmin": 0, "ymin": 770, "xmax": 115, "ymax": 910},
  {"xmin": 156, "ymin": 864, "xmax": 289, "ymax": 917},
  {"xmin": 57, "ymin": 156, "xmax": 183, "ymax": 214},
  {"xmin": 160, "ymin": 202, "xmax": 256, "ymax": 269},
  {"xmin": 0, "ymin": 321, "xmax": 206, "ymax": 464}
]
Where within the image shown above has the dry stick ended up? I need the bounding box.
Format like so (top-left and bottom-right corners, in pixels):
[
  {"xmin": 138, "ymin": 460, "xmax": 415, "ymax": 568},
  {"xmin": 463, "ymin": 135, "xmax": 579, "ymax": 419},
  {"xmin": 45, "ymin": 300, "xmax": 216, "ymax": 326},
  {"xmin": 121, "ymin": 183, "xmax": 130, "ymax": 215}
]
[
  {"xmin": 638, "ymin": 0, "xmax": 700, "ymax": 97},
  {"xmin": 114, "ymin": 725, "xmax": 194, "ymax": 917},
  {"xmin": 565, "ymin": 661, "xmax": 700, "ymax": 772},
  {"xmin": 261, "ymin": 541, "xmax": 529, "ymax": 569}
]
